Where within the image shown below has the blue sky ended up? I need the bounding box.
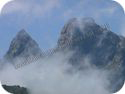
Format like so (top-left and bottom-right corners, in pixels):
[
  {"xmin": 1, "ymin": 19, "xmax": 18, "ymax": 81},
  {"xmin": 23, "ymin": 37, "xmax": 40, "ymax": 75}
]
[{"xmin": 0, "ymin": 0, "xmax": 125, "ymax": 58}]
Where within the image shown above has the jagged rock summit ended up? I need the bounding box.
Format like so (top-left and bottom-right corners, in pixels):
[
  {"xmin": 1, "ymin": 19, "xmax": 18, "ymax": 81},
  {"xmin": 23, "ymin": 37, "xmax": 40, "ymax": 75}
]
[
  {"xmin": 4, "ymin": 29, "xmax": 43, "ymax": 61},
  {"xmin": 57, "ymin": 18, "xmax": 125, "ymax": 69},
  {"xmin": 57, "ymin": 17, "xmax": 125, "ymax": 92}
]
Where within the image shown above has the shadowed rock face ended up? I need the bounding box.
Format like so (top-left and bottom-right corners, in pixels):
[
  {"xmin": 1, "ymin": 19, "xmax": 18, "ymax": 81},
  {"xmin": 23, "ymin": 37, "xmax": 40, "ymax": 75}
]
[
  {"xmin": 57, "ymin": 18, "xmax": 125, "ymax": 92},
  {"xmin": 2, "ymin": 30, "xmax": 43, "ymax": 94},
  {"xmin": 4, "ymin": 29, "xmax": 43, "ymax": 62},
  {"xmin": 2, "ymin": 85, "xmax": 29, "ymax": 94},
  {"xmin": 57, "ymin": 18, "xmax": 125, "ymax": 68}
]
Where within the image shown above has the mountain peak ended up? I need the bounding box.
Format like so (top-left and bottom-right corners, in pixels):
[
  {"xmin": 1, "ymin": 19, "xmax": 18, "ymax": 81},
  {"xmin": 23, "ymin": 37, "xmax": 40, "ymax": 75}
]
[
  {"xmin": 17, "ymin": 29, "xmax": 27, "ymax": 35},
  {"xmin": 67, "ymin": 17, "xmax": 95, "ymax": 27},
  {"xmin": 16, "ymin": 29, "xmax": 31, "ymax": 39},
  {"xmin": 57, "ymin": 17, "xmax": 123, "ymax": 68},
  {"xmin": 57, "ymin": 17, "xmax": 101, "ymax": 49},
  {"xmin": 4, "ymin": 29, "xmax": 42, "ymax": 61}
]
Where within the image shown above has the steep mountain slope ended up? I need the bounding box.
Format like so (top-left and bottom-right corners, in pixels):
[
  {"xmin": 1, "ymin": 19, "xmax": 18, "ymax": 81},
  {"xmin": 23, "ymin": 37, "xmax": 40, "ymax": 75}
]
[
  {"xmin": 4, "ymin": 29, "xmax": 43, "ymax": 62},
  {"xmin": 57, "ymin": 18, "xmax": 125, "ymax": 92},
  {"xmin": 57, "ymin": 18, "xmax": 125, "ymax": 68}
]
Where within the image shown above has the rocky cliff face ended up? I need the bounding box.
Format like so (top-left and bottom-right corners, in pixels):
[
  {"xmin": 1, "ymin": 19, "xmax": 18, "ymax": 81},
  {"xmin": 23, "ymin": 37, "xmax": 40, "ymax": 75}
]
[
  {"xmin": 2, "ymin": 85, "xmax": 29, "ymax": 94},
  {"xmin": 57, "ymin": 18, "xmax": 125, "ymax": 68},
  {"xmin": 2, "ymin": 30, "xmax": 43, "ymax": 94},
  {"xmin": 4, "ymin": 29, "xmax": 43, "ymax": 62},
  {"xmin": 57, "ymin": 18, "xmax": 125, "ymax": 92}
]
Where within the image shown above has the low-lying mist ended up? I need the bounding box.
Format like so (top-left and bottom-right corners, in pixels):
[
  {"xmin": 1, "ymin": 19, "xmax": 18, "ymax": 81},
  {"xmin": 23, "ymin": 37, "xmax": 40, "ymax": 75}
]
[{"xmin": 0, "ymin": 51, "xmax": 111, "ymax": 94}]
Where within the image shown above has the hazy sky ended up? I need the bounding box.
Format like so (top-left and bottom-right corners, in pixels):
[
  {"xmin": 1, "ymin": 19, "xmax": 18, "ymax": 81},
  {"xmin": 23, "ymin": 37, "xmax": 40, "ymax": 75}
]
[{"xmin": 0, "ymin": 0, "xmax": 125, "ymax": 58}]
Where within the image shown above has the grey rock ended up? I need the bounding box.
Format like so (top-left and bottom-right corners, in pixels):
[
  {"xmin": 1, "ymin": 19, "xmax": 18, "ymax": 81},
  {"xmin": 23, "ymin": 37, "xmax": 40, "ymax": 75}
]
[
  {"xmin": 2, "ymin": 85, "xmax": 29, "ymax": 94},
  {"xmin": 4, "ymin": 29, "xmax": 43, "ymax": 63},
  {"xmin": 57, "ymin": 17, "xmax": 125, "ymax": 92}
]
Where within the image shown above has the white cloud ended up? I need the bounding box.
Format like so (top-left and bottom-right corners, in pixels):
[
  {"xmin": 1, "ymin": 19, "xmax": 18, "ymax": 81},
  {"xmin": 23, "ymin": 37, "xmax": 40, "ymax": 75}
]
[
  {"xmin": 0, "ymin": 52, "xmax": 111, "ymax": 94},
  {"xmin": 2, "ymin": 0, "xmax": 60, "ymax": 17},
  {"xmin": 62, "ymin": 0, "xmax": 120, "ymax": 23}
]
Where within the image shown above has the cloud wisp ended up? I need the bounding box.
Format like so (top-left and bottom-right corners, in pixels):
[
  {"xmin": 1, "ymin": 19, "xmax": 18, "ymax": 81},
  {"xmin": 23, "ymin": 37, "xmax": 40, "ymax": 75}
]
[{"xmin": 0, "ymin": 51, "xmax": 111, "ymax": 94}]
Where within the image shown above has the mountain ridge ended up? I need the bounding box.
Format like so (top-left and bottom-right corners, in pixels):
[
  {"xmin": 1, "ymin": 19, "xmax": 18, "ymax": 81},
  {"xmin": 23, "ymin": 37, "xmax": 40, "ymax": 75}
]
[{"xmin": 2, "ymin": 17, "xmax": 125, "ymax": 93}]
